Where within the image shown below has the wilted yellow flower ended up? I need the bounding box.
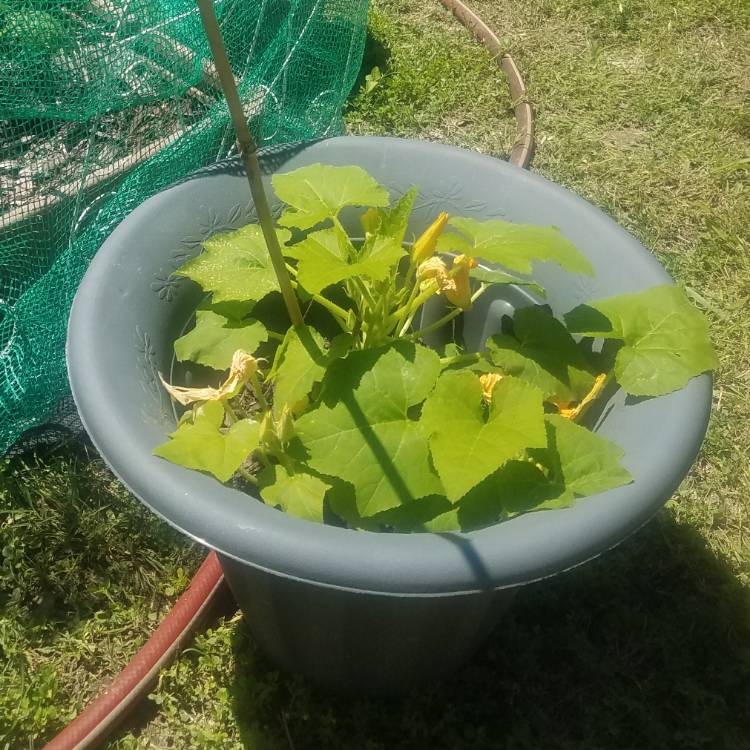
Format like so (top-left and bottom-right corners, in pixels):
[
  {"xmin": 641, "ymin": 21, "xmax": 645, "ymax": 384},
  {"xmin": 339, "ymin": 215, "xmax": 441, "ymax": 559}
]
[
  {"xmin": 556, "ymin": 373, "xmax": 608, "ymax": 420},
  {"xmin": 416, "ymin": 257, "xmax": 456, "ymax": 294},
  {"xmin": 159, "ymin": 350, "xmax": 258, "ymax": 406},
  {"xmin": 412, "ymin": 212, "xmax": 449, "ymax": 264},
  {"xmin": 445, "ymin": 254, "xmax": 477, "ymax": 310},
  {"xmin": 479, "ymin": 372, "xmax": 504, "ymax": 402}
]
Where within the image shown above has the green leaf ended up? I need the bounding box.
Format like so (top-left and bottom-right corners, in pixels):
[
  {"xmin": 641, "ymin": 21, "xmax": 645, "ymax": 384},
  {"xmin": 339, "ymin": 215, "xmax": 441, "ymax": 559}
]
[
  {"xmin": 174, "ymin": 310, "xmax": 267, "ymax": 370},
  {"xmin": 320, "ymin": 340, "xmax": 442, "ymax": 417},
  {"xmin": 358, "ymin": 234, "xmax": 407, "ymax": 270},
  {"xmin": 273, "ymin": 164, "xmax": 390, "ymax": 230},
  {"xmin": 175, "ymin": 224, "xmax": 292, "ymax": 304},
  {"xmin": 423, "ymin": 508, "xmax": 462, "ymax": 532},
  {"xmin": 329, "ymin": 485, "xmax": 453, "ymax": 532},
  {"xmin": 370, "ymin": 495, "xmax": 454, "ymax": 532},
  {"xmin": 420, "ymin": 371, "xmax": 547, "ymax": 501},
  {"xmin": 486, "ymin": 306, "xmax": 596, "ymax": 402},
  {"xmin": 153, "ymin": 402, "xmax": 260, "ymax": 482},
  {"xmin": 564, "ymin": 285, "xmax": 718, "ymax": 396},
  {"xmin": 268, "ymin": 325, "xmax": 352, "ymax": 415},
  {"xmin": 470, "ymin": 267, "xmax": 546, "ymax": 298},
  {"xmin": 458, "ymin": 460, "xmax": 563, "ymax": 528},
  {"xmin": 452, "ymin": 416, "xmax": 631, "ymax": 528},
  {"xmin": 438, "ymin": 217, "xmax": 594, "ymax": 276},
  {"xmin": 540, "ymin": 415, "xmax": 633, "ymax": 497},
  {"xmin": 362, "ymin": 187, "xmax": 418, "ymax": 246},
  {"xmin": 285, "ymin": 228, "xmax": 404, "ymax": 294},
  {"xmin": 259, "ymin": 464, "xmax": 330, "ymax": 523},
  {"xmin": 325, "ymin": 478, "xmax": 381, "ymax": 530},
  {"xmin": 295, "ymin": 342, "xmax": 443, "ymax": 516}
]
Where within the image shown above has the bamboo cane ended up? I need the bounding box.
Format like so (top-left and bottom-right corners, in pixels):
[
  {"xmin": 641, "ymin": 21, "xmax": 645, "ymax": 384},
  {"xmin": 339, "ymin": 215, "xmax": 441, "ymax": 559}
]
[{"xmin": 196, "ymin": 0, "xmax": 303, "ymax": 326}]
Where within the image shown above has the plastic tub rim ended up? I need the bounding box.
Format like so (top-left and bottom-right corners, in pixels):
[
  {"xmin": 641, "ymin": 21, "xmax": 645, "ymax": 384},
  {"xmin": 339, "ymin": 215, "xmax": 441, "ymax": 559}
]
[{"xmin": 66, "ymin": 135, "xmax": 712, "ymax": 597}]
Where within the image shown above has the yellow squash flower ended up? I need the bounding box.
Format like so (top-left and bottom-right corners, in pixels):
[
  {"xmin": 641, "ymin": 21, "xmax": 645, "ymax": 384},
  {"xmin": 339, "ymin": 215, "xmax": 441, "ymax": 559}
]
[
  {"xmin": 479, "ymin": 372, "xmax": 504, "ymax": 402},
  {"xmin": 445, "ymin": 254, "xmax": 477, "ymax": 310},
  {"xmin": 412, "ymin": 212, "xmax": 449, "ymax": 265},
  {"xmin": 416, "ymin": 257, "xmax": 456, "ymax": 295},
  {"xmin": 556, "ymin": 373, "xmax": 608, "ymax": 420},
  {"xmin": 159, "ymin": 350, "xmax": 258, "ymax": 406}
]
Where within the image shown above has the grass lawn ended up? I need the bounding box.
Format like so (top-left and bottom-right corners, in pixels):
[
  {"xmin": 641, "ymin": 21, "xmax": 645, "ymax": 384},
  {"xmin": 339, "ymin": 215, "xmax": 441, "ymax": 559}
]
[{"xmin": 2, "ymin": 0, "xmax": 749, "ymax": 746}]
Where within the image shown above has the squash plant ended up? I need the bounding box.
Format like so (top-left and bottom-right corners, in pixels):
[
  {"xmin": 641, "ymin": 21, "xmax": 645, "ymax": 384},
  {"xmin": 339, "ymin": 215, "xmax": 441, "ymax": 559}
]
[{"xmin": 154, "ymin": 164, "xmax": 717, "ymax": 532}]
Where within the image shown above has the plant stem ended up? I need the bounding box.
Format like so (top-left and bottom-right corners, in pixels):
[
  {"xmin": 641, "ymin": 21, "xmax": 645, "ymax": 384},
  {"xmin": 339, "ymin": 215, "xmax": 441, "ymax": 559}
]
[
  {"xmin": 352, "ymin": 276, "xmax": 376, "ymax": 310},
  {"xmin": 406, "ymin": 284, "xmax": 487, "ymax": 341},
  {"xmin": 289, "ymin": 280, "xmax": 349, "ymax": 326},
  {"xmin": 406, "ymin": 306, "xmax": 461, "ymax": 340},
  {"xmin": 237, "ymin": 466, "xmax": 258, "ymax": 485},
  {"xmin": 332, "ymin": 216, "xmax": 356, "ymax": 259},
  {"xmin": 392, "ymin": 273, "xmax": 423, "ymax": 331},
  {"xmin": 196, "ymin": 0, "xmax": 303, "ymax": 326},
  {"xmin": 247, "ymin": 370, "xmax": 269, "ymax": 411},
  {"xmin": 390, "ymin": 281, "xmax": 438, "ymax": 332},
  {"xmin": 398, "ymin": 309, "xmax": 418, "ymax": 337},
  {"xmin": 439, "ymin": 352, "xmax": 481, "ymax": 368}
]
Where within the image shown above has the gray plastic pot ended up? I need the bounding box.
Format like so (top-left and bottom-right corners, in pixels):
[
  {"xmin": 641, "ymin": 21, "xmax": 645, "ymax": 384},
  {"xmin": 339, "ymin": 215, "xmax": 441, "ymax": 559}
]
[{"xmin": 67, "ymin": 136, "xmax": 712, "ymax": 694}]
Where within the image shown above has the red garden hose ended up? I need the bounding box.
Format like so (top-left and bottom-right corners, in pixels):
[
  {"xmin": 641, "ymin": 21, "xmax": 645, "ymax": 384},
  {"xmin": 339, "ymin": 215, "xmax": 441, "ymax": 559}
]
[
  {"xmin": 43, "ymin": 552, "xmax": 229, "ymax": 750},
  {"xmin": 44, "ymin": 3, "xmax": 534, "ymax": 747},
  {"xmin": 439, "ymin": 0, "xmax": 535, "ymax": 168}
]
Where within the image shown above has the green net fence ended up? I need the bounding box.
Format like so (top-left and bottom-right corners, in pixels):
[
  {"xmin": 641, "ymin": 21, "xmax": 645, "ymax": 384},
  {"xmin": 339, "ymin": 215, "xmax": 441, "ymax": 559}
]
[{"xmin": 0, "ymin": 0, "xmax": 369, "ymax": 454}]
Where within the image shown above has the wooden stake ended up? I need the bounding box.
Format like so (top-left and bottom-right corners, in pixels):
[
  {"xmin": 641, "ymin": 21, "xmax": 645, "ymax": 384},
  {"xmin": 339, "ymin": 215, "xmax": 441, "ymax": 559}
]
[{"xmin": 196, "ymin": 0, "xmax": 303, "ymax": 326}]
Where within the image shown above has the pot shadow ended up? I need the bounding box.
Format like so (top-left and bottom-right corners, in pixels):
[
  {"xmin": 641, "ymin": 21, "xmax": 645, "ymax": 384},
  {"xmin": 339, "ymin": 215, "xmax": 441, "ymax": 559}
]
[{"xmin": 228, "ymin": 512, "xmax": 750, "ymax": 749}]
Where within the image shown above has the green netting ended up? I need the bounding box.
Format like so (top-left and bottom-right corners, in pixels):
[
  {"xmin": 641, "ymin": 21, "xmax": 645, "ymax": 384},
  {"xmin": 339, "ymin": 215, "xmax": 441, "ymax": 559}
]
[{"xmin": 0, "ymin": 0, "xmax": 369, "ymax": 454}]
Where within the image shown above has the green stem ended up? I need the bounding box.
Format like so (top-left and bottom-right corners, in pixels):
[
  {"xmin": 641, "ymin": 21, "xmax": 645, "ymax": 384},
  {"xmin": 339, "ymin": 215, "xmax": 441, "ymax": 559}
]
[
  {"xmin": 407, "ymin": 306, "xmax": 461, "ymax": 341},
  {"xmin": 398, "ymin": 308, "xmax": 419, "ymax": 338},
  {"xmin": 406, "ymin": 284, "xmax": 487, "ymax": 341},
  {"xmin": 247, "ymin": 370, "xmax": 269, "ymax": 411},
  {"xmin": 390, "ymin": 281, "xmax": 438, "ymax": 333},
  {"xmin": 353, "ymin": 276, "xmax": 376, "ymax": 310},
  {"xmin": 289, "ymin": 280, "xmax": 349, "ymax": 325},
  {"xmin": 392, "ymin": 274, "xmax": 423, "ymax": 330},
  {"xmin": 333, "ymin": 216, "xmax": 357, "ymax": 261},
  {"xmin": 266, "ymin": 330, "xmax": 285, "ymax": 342},
  {"xmin": 439, "ymin": 352, "xmax": 481, "ymax": 368},
  {"xmin": 368, "ymin": 282, "xmax": 392, "ymax": 346},
  {"xmin": 237, "ymin": 465, "xmax": 258, "ymax": 485}
]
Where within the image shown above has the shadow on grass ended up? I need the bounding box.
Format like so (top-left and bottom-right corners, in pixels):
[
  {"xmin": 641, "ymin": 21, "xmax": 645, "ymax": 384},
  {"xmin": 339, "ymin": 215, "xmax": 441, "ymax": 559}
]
[
  {"xmin": 228, "ymin": 513, "xmax": 750, "ymax": 749},
  {"xmin": 347, "ymin": 29, "xmax": 391, "ymax": 107}
]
